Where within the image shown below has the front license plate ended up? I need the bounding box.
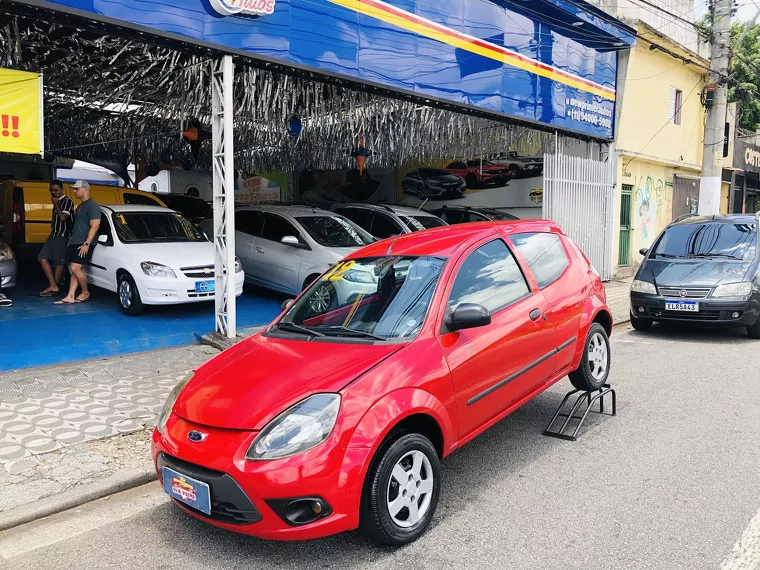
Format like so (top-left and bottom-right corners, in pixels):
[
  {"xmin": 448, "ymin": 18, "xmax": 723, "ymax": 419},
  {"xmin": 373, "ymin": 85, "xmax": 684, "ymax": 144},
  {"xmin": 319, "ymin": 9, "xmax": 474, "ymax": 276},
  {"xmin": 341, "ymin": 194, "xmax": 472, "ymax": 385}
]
[
  {"xmin": 162, "ymin": 467, "xmax": 211, "ymax": 515},
  {"xmin": 195, "ymin": 280, "xmax": 215, "ymax": 293},
  {"xmin": 665, "ymin": 300, "xmax": 699, "ymax": 312}
]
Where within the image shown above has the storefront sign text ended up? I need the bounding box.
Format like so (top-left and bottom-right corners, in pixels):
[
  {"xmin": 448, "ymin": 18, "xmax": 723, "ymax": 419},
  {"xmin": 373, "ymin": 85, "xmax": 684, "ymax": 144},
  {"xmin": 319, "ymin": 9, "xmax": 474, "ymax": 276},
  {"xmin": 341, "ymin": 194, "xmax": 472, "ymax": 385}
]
[
  {"xmin": 0, "ymin": 68, "xmax": 44, "ymax": 155},
  {"xmin": 209, "ymin": 0, "xmax": 275, "ymax": 17}
]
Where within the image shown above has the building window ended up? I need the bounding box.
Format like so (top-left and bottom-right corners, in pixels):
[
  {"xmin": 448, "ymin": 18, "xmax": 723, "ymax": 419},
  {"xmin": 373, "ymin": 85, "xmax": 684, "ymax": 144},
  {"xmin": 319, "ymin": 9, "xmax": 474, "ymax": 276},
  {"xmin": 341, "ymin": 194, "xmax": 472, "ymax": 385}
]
[{"xmin": 669, "ymin": 87, "xmax": 682, "ymax": 125}]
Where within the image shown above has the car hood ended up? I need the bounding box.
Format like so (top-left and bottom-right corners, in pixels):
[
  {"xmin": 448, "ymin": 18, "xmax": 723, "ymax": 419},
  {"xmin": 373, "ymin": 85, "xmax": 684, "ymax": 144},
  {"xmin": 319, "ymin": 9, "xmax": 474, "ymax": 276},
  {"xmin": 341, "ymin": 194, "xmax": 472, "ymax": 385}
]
[
  {"xmin": 173, "ymin": 333, "xmax": 405, "ymax": 430},
  {"xmin": 425, "ymin": 174, "xmax": 464, "ymax": 185},
  {"xmin": 323, "ymin": 245, "xmax": 362, "ymax": 263},
  {"xmin": 640, "ymin": 258, "xmax": 754, "ymax": 287},
  {"xmin": 123, "ymin": 241, "xmax": 214, "ymax": 268}
]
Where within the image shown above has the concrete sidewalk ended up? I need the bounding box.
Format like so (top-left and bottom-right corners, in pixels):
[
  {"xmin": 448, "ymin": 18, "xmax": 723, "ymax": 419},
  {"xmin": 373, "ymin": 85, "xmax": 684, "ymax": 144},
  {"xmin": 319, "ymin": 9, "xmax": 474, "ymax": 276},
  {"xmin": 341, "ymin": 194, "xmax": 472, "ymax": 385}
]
[{"xmin": 0, "ymin": 279, "xmax": 632, "ymax": 529}]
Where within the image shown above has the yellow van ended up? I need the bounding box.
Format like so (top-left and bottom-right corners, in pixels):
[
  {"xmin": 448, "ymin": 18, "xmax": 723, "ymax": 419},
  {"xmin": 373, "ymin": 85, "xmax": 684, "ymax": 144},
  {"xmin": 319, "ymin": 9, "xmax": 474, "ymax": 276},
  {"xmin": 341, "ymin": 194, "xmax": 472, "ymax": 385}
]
[{"xmin": 0, "ymin": 180, "xmax": 167, "ymax": 246}]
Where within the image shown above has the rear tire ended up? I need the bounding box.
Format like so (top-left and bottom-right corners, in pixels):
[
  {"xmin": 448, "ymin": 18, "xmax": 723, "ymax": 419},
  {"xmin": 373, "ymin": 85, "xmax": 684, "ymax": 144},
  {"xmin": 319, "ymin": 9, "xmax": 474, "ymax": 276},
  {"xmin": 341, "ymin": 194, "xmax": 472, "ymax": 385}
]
[
  {"xmin": 117, "ymin": 272, "xmax": 144, "ymax": 316},
  {"xmin": 747, "ymin": 318, "xmax": 760, "ymax": 339},
  {"xmin": 630, "ymin": 312, "xmax": 653, "ymax": 331},
  {"xmin": 568, "ymin": 323, "xmax": 610, "ymax": 391},
  {"xmin": 360, "ymin": 433, "xmax": 440, "ymax": 546}
]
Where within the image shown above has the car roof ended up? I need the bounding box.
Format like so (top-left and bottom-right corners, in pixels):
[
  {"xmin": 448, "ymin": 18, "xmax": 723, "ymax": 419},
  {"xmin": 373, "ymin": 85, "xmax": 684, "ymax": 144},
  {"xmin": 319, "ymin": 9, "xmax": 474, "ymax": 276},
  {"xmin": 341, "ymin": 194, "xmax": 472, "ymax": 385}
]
[
  {"xmin": 336, "ymin": 202, "xmax": 441, "ymax": 217},
  {"xmin": 352, "ymin": 219, "xmax": 561, "ymax": 258},
  {"xmin": 237, "ymin": 204, "xmax": 333, "ymax": 217},
  {"xmin": 669, "ymin": 213, "xmax": 758, "ymax": 227},
  {"xmin": 101, "ymin": 204, "xmax": 174, "ymax": 214}
]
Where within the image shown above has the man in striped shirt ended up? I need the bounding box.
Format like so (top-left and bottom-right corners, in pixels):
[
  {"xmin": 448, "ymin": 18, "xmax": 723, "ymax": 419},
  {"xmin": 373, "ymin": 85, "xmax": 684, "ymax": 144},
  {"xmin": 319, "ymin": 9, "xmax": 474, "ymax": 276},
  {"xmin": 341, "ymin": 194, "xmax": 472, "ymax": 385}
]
[{"xmin": 38, "ymin": 180, "xmax": 74, "ymax": 296}]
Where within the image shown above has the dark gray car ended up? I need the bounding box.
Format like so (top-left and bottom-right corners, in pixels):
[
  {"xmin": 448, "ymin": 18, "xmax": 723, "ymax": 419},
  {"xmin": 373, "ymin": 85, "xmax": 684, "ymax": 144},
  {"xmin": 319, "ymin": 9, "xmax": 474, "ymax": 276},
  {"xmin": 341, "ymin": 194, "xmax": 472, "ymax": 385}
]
[
  {"xmin": 630, "ymin": 213, "xmax": 760, "ymax": 338},
  {"xmin": 0, "ymin": 239, "xmax": 16, "ymax": 290}
]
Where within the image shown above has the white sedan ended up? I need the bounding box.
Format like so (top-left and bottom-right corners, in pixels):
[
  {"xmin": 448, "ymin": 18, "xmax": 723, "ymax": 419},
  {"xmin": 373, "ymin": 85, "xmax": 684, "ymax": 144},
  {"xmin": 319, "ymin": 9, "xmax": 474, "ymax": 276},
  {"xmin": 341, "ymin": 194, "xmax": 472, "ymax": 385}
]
[{"xmin": 84, "ymin": 205, "xmax": 243, "ymax": 315}]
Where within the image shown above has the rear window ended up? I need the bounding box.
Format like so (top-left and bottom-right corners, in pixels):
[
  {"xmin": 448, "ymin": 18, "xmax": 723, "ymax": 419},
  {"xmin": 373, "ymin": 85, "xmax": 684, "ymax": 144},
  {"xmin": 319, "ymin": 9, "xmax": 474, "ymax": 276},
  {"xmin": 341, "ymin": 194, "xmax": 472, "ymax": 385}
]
[
  {"xmin": 652, "ymin": 222, "xmax": 757, "ymax": 260},
  {"xmin": 511, "ymin": 232, "xmax": 569, "ymax": 288}
]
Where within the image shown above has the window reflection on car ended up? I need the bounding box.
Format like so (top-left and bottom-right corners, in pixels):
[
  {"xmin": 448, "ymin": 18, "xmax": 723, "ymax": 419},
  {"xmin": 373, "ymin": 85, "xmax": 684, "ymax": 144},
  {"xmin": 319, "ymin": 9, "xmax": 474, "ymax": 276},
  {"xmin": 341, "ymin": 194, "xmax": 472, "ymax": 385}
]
[
  {"xmin": 400, "ymin": 215, "xmax": 447, "ymax": 232},
  {"xmin": 651, "ymin": 222, "xmax": 756, "ymax": 260},
  {"xmin": 277, "ymin": 256, "xmax": 446, "ymax": 340},
  {"xmin": 297, "ymin": 215, "xmax": 376, "ymax": 247},
  {"xmin": 112, "ymin": 212, "xmax": 206, "ymax": 243}
]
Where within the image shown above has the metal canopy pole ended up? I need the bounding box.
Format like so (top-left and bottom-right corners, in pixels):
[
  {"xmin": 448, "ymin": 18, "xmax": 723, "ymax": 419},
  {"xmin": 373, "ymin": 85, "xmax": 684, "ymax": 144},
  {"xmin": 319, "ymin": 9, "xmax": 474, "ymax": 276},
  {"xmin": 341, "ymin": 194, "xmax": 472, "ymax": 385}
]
[{"xmin": 212, "ymin": 55, "xmax": 236, "ymax": 339}]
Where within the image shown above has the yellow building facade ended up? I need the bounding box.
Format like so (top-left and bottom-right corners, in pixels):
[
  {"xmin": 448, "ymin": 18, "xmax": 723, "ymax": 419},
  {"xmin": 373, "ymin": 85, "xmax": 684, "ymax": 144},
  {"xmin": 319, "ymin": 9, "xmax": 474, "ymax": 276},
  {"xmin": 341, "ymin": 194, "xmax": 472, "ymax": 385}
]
[{"xmin": 613, "ymin": 23, "xmax": 712, "ymax": 275}]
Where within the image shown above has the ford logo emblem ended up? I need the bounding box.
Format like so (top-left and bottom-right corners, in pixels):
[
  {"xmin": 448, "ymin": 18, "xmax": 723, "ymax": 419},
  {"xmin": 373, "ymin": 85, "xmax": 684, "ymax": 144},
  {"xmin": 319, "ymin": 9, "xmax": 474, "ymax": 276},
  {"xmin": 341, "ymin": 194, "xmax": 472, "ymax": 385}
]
[{"xmin": 187, "ymin": 430, "xmax": 208, "ymax": 442}]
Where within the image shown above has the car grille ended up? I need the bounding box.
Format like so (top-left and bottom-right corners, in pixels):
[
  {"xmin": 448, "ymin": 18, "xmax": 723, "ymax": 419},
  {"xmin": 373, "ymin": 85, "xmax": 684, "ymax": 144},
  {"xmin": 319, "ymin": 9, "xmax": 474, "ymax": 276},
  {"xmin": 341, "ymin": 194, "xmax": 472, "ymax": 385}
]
[
  {"xmin": 181, "ymin": 265, "xmax": 215, "ymax": 278},
  {"xmin": 658, "ymin": 286, "xmax": 712, "ymax": 299},
  {"xmin": 157, "ymin": 453, "xmax": 261, "ymax": 526},
  {"xmin": 187, "ymin": 289, "xmax": 214, "ymax": 298},
  {"xmin": 649, "ymin": 309, "xmax": 722, "ymax": 321}
]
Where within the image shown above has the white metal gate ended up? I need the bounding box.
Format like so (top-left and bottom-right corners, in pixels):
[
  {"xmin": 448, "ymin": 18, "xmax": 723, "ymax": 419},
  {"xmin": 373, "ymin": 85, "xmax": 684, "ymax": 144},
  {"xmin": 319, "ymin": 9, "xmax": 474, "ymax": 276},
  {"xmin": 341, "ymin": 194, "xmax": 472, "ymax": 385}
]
[{"xmin": 543, "ymin": 138, "xmax": 615, "ymax": 281}]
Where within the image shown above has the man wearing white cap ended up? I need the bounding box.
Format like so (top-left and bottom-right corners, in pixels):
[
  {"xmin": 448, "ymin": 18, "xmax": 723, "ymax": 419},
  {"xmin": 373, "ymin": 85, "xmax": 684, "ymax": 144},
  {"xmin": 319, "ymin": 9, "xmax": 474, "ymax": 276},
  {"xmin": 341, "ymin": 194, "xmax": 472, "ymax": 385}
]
[{"xmin": 55, "ymin": 180, "xmax": 100, "ymax": 305}]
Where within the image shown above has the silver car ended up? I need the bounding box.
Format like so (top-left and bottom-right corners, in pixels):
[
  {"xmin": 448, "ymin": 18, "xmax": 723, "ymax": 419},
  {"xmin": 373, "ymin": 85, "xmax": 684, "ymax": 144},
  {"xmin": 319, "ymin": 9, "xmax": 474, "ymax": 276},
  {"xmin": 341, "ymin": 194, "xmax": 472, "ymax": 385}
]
[
  {"xmin": 200, "ymin": 205, "xmax": 377, "ymax": 302},
  {"xmin": 0, "ymin": 240, "xmax": 17, "ymax": 290},
  {"xmin": 331, "ymin": 203, "xmax": 448, "ymax": 239}
]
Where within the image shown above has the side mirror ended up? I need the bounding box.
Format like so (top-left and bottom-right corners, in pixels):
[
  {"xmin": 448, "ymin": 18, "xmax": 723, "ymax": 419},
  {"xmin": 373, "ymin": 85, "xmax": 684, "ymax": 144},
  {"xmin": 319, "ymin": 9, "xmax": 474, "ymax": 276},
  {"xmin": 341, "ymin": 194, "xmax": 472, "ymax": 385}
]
[
  {"xmin": 445, "ymin": 303, "xmax": 491, "ymax": 332},
  {"xmin": 97, "ymin": 234, "xmax": 109, "ymax": 245},
  {"xmin": 281, "ymin": 299, "xmax": 295, "ymax": 312},
  {"xmin": 281, "ymin": 235, "xmax": 303, "ymax": 248},
  {"xmin": 639, "ymin": 248, "xmax": 648, "ymax": 256}
]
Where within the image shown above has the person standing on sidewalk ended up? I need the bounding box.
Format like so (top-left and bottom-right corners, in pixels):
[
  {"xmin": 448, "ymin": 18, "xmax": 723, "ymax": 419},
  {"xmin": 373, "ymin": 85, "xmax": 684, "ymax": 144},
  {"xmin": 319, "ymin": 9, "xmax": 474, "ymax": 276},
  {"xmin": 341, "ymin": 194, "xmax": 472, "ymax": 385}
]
[
  {"xmin": 55, "ymin": 180, "xmax": 100, "ymax": 305},
  {"xmin": 38, "ymin": 180, "xmax": 74, "ymax": 297}
]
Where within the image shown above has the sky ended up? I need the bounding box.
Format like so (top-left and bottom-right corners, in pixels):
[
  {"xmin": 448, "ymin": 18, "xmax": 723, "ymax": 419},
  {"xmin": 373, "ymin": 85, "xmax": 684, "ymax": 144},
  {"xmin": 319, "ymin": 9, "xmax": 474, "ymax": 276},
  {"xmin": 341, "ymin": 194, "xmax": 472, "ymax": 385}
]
[{"xmin": 694, "ymin": 0, "xmax": 760, "ymax": 22}]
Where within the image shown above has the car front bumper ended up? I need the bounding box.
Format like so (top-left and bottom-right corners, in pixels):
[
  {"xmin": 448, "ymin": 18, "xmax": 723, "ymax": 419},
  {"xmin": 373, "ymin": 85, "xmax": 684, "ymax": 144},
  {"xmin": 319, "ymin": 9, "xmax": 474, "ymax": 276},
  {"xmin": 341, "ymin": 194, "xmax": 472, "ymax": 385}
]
[
  {"xmin": 0, "ymin": 258, "xmax": 17, "ymax": 289},
  {"xmin": 630, "ymin": 291, "xmax": 760, "ymax": 327},
  {"xmin": 139, "ymin": 270, "xmax": 244, "ymax": 305},
  {"xmin": 151, "ymin": 413, "xmax": 369, "ymax": 540}
]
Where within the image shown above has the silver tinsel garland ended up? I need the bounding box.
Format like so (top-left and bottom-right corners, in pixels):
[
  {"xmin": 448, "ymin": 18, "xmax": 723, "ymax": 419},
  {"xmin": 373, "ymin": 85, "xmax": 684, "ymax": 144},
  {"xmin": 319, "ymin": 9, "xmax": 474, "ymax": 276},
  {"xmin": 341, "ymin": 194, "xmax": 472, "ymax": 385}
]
[{"xmin": 0, "ymin": 16, "xmax": 554, "ymax": 173}]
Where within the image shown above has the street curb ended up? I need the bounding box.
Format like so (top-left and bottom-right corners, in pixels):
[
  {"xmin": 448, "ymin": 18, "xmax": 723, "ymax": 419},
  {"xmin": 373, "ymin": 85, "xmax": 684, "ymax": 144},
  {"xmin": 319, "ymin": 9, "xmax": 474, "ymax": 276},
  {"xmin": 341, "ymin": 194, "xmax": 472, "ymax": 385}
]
[{"xmin": 0, "ymin": 464, "xmax": 157, "ymax": 532}]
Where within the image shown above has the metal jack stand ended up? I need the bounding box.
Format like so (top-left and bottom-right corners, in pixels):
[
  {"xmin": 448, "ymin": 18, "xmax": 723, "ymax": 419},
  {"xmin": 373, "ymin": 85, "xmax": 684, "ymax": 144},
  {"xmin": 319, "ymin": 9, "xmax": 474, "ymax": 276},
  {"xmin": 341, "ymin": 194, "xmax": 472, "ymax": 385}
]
[{"xmin": 543, "ymin": 384, "xmax": 616, "ymax": 441}]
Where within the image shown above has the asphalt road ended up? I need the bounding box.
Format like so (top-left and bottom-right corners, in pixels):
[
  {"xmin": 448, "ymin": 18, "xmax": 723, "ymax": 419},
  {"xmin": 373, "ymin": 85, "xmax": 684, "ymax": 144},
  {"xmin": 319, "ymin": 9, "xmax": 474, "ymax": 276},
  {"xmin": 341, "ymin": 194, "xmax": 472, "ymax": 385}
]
[{"xmin": 3, "ymin": 324, "xmax": 760, "ymax": 570}]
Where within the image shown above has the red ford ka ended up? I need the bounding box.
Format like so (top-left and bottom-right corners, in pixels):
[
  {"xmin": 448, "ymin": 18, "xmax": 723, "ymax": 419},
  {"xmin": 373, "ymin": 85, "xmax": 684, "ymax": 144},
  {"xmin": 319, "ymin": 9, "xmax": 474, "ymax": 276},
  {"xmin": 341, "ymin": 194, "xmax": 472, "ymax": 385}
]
[{"xmin": 152, "ymin": 220, "xmax": 612, "ymax": 545}]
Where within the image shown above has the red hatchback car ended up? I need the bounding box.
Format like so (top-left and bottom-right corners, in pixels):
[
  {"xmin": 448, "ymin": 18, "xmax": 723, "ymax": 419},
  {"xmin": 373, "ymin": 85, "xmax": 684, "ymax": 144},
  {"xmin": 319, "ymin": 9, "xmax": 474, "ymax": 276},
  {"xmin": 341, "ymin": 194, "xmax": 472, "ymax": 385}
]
[{"xmin": 152, "ymin": 220, "xmax": 612, "ymax": 546}]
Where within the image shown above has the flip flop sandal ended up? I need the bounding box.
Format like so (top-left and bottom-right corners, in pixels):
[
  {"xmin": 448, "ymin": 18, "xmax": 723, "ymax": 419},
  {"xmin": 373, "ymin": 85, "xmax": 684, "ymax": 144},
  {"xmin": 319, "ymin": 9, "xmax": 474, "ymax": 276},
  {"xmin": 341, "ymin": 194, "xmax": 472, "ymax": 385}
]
[
  {"xmin": 39, "ymin": 291, "xmax": 59, "ymax": 297},
  {"xmin": 0, "ymin": 294, "xmax": 12, "ymax": 308},
  {"xmin": 75, "ymin": 296, "xmax": 91, "ymax": 303},
  {"xmin": 53, "ymin": 299, "xmax": 76, "ymax": 305}
]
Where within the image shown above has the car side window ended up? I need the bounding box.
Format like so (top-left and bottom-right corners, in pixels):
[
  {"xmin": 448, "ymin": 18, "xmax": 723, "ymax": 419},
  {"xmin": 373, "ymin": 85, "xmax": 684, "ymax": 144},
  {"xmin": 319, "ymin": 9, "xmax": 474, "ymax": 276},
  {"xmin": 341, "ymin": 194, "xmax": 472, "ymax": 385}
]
[
  {"xmin": 261, "ymin": 213, "xmax": 300, "ymax": 243},
  {"xmin": 448, "ymin": 239, "xmax": 530, "ymax": 314},
  {"xmin": 123, "ymin": 192, "xmax": 162, "ymax": 206},
  {"xmin": 510, "ymin": 232, "xmax": 569, "ymax": 289},
  {"xmin": 98, "ymin": 212, "xmax": 114, "ymax": 246},
  {"xmin": 236, "ymin": 210, "xmax": 263, "ymax": 237},
  {"xmin": 444, "ymin": 210, "xmax": 468, "ymax": 224},
  {"xmin": 371, "ymin": 213, "xmax": 403, "ymax": 238}
]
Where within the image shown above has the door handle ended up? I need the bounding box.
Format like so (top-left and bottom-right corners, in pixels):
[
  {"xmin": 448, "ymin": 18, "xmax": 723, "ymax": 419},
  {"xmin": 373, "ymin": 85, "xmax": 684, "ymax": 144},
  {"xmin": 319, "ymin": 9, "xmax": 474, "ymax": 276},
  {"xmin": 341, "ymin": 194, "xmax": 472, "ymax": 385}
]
[
  {"xmin": 255, "ymin": 246, "xmax": 265, "ymax": 254},
  {"xmin": 529, "ymin": 308, "xmax": 542, "ymax": 321}
]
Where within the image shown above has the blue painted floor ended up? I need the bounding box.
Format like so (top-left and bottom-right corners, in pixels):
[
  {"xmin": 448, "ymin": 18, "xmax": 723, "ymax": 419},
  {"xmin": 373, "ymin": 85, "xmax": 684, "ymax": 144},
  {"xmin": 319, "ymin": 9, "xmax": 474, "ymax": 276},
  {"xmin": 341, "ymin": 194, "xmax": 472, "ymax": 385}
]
[{"xmin": 0, "ymin": 277, "xmax": 285, "ymax": 373}]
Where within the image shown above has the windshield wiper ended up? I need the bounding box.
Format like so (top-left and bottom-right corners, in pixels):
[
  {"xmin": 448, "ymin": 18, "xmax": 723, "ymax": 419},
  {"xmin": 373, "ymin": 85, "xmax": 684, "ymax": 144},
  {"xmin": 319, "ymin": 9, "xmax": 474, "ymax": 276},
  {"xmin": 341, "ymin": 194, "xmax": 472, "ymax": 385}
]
[
  {"xmin": 652, "ymin": 252, "xmax": 679, "ymax": 258},
  {"xmin": 319, "ymin": 326, "xmax": 386, "ymax": 341},
  {"xmin": 276, "ymin": 322, "xmax": 325, "ymax": 337},
  {"xmin": 686, "ymin": 253, "xmax": 742, "ymax": 259}
]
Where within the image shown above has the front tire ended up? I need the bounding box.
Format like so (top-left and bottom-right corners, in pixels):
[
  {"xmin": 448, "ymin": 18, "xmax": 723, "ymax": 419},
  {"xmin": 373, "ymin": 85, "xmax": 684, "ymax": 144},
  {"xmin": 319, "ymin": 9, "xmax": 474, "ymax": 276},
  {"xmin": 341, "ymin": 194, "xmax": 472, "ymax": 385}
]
[
  {"xmin": 630, "ymin": 312, "xmax": 653, "ymax": 331},
  {"xmin": 117, "ymin": 272, "xmax": 144, "ymax": 316},
  {"xmin": 568, "ymin": 323, "xmax": 610, "ymax": 391},
  {"xmin": 360, "ymin": 433, "xmax": 441, "ymax": 546},
  {"xmin": 747, "ymin": 318, "xmax": 760, "ymax": 339}
]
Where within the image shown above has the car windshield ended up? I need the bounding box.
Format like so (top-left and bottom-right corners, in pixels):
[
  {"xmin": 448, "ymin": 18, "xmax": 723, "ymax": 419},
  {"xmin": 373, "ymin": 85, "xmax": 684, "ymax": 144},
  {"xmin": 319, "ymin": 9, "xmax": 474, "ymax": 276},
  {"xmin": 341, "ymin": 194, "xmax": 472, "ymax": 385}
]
[
  {"xmin": 297, "ymin": 215, "xmax": 375, "ymax": 247},
  {"xmin": 112, "ymin": 212, "xmax": 206, "ymax": 243},
  {"xmin": 164, "ymin": 197, "xmax": 212, "ymax": 220},
  {"xmin": 399, "ymin": 215, "xmax": 447, "ymax": 231},
  {"xmin": 278, "ymin": 256, "xmax": 446, "ymax": 340},
  {"xmin": 418, "ymin": 168, "xmax": 451, "ymax": 177},
  {"xmin": 652, "ymin": 222, "xmax": 757, "ymax": 260}
]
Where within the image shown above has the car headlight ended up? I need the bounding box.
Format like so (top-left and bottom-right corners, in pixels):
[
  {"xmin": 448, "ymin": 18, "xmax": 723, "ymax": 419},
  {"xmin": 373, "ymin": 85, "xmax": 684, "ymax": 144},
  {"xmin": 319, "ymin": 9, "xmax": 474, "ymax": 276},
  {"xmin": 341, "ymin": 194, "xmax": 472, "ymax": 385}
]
[
  {"xmin": 235, "ymin": 257, "xmax": 243, "ymax": 273},
  {"xmin": 631, "ymin": 279, "xmax": 657, "ymax": 294},
  {"xmin": 246, "ymin": 394, "xmax": 340, "ymax": 461},
  {"xmin": 0, "ymin": 245, "xmax": 12, "ymax": 261},
  {"xmin": 343, "ymin": 269, "xmax": 375, "ymax": 283},
  {"xmin": 156, "ymin": 373, "xmax": 193, "ymax": 434},
  {"xmin": 712, "ymin": 282, "xmax": 752, "ymax": 297},
  {"xmin": 141, "ymin": 261, "xmax": 176, "ymax": 278}
]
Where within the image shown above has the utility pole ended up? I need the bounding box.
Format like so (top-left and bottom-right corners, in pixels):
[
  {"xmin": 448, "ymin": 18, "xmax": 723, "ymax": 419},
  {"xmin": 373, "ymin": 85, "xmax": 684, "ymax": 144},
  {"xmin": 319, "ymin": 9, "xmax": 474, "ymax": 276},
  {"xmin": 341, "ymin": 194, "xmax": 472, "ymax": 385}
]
[{"xmin": 698, "ymin": 0, "xmax": 732, "ymax": 216}]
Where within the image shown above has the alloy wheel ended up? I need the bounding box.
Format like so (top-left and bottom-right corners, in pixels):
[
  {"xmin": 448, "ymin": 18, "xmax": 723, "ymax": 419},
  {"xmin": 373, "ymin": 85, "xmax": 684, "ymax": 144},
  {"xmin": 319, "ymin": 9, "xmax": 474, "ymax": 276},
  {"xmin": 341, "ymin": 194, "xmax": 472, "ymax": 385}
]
[
  {"xmin": 386, "ymin": 450, "xmax": 434, "ymax": 528},
  {"xmin": 588, "ymin": 332, "xmax": 608, "ymax": 380},
  {"xmin": 119, "ymin": 280, "xmax": 132, "ymax": 309},
  {"xmin": 309, "ymin": 284, "xmax": 331, "ymax": 313}
]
